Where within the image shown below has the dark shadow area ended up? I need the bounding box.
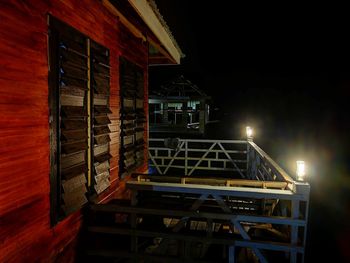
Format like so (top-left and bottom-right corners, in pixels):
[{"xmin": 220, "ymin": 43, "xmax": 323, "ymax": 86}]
[{"xmin": 149, "ymin": 1, "xmax": 350, "ymax": 261}]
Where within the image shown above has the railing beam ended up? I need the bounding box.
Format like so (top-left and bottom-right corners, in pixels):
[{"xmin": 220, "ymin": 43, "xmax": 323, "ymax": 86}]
[
  {"xmin": 188, "ymin": 142, "xmax": 217, "ymax": 176},
  {"xmin": 185, "ymin": 140, "xmax": 188, "ymax": 175},
  {"xmin": 148, "ymin": 150, "xmax": 163, "ymax": 174},
  {"xmin": 163, "ymin": 141, "xmax": 185, "ymax": 174},
  {"xmin": 218, "ymin": 142, "xmax": 245, "ymax": 178}
]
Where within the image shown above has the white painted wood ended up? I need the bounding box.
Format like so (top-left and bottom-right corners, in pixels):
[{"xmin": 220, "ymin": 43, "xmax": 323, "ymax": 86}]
[
  {"xmin": 228, "ymin": 246, "xmax": 235, "ymax": 263},
  {"xmin": 235, "ymin": 240, "xmax": 304, "ymax": 253},
  {"xmin": 218, "ymin": 142, "xmax": 245, "ymax": 178},
  {"xmin": 149, "ymin": 164, "xmax": 241, "ymax": 172},
  {"xmin": 148, "ymin": 149, "xmax": 162, "ymax": 174},
  {"xmin": 149, "ymin": 138, "xmax": 246, "ymax": 143},
  {"xmin": 184, "ymin": 141, "xmax": 188, "ymax": 175},
  {"xmin": 188, "ymin": 142, "xmax": 217, "ymax": 175},
  {"xmin": 149, "ymin": 148, "xmax": 246, "ymax": 154},
  {"xmin": 248, "ymin": 141, "xmax": 294, "ymax": 184},
  {"xmin": 93, "ymin": 203, "xmax": 306, "ymax": 226},
  {"xmin": 163, "ymin": 141, "xmax": 185, "ymax": 174},
  {"xmin": 128, "ymin": 0, "xmax": 181, "ymax": 63},
  {"xmin": 232, "ymin": 220, "xmax": 268, "ymax": 263},
  {"xmin": 290, "ymin": 200, "xmax": 300, "ymax": 263},
  {"xmin": 149, "ymin": 157, "xmax": 246, "ymax": 163},
  {"xmin": 126, "ymin": 181, "xmax": 303, "ymax": 200},
  {"xmin": 149, "ymin": 138, "xmax": 247, "ymax": 175},
  {"xmin": 212, "ymin": 194, "xmax": 231, "ymax": 213}
]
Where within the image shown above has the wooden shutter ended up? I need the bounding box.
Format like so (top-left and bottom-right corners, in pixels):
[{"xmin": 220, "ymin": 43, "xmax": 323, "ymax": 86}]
[
  {"xmin": 91, "ymin": 41, "xmax": 112, "ymax": 194},
  {"xmin": 49, "ymin": 19, "xmax": 89, "ymax": 217},
  {"xmin": 135, "ymin": 70, "xmax": 145, "ymax": 167},
  {"xmin": 120, "ymin": 58, "xmax": 146, "ymax": 177}
]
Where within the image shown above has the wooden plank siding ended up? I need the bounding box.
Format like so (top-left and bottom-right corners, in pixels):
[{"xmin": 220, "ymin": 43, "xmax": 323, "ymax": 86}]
[{"xmin": 0, "ymin": 0, "xmax": 149, "ymax": 262}]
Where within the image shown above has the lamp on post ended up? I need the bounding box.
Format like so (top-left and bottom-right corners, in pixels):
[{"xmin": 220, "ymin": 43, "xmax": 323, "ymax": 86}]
[
  {"xmin": 246, "ymin": 126, "xmax": 253, "ymax": 141},
  {"xmin": 296, "ymin": 160, "xmax": 306, "ymax": 181}
]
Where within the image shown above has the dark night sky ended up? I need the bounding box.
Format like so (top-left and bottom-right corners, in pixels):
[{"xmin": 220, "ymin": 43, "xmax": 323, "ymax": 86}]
[
  {"xmin": 151, "ymin": 1, "xmax": 350, "ymax": 262},
  {"xmin": 150, "ymin": 2, "xmax": 349, "ymax": 146}
]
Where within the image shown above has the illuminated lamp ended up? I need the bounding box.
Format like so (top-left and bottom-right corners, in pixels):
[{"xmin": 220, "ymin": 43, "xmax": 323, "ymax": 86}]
[
  {"xmin": 246, "ymin": 126, "xmax": 253, "ymax": 141},
  {"xmin": 296, "ymin": 160, "xmax": 306, "ymax": 181}
]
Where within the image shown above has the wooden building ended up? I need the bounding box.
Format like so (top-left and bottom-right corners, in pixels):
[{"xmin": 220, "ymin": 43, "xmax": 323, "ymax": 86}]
[
  {"xmin": 149, "ymin": 75, "xmax": 211, "ymax": 136},
  {"xmin": 0, "ymin": 0, "xmax": 182, "ymax": 262}
]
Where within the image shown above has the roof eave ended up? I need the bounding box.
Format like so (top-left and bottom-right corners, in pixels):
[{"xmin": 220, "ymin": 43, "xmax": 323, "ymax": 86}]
[{"xmin": 127, "ymin": 0, "xmax": 182, "ymax": 64}]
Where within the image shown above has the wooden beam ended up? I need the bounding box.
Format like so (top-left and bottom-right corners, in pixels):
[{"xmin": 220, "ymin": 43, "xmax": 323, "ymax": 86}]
[
  {"xmin": 102, "ymin": 0, "xmax": 146, "ymax": 42},
  {"xmin": 135, "ymin": 174, "xmax": 289, "ymax": 188},
  {"xmin": 102, "ymin": 0, "xmax": 177, "ymax": 64},
  {"xmin": 217, "ymin": 142, "xmax": 245, "ymax": 178},
  {"xmin": 163, "ymin": 141, "xmax": 185, "ymax": 174},
  {"xmin": 126, "ymin": 181, "xmax": 302, "ymax": 200},
  {"xmin": 232, "ymin": 220, "xmax": 268, "ymax": 263},
  {"xmin": 88, "ymin": 226, "xmax": 304, "ymax": 252},
  {"xmin": 188, "ymin": 142, "xmax": 217, "ymax": 176},
  {"xmin": 149, "ymin": 138, "xmax": 246, "ymax": 144},
  {"xmin": 90, "ymin": 204, "xmax": 306, "ymax": 226},
  {"xmin": 148, "ymin": 55, "xmax": 176, "ymax": 65},
  {"xmin": 248, "ymin": 141, "xmax": 294, "ymax": 184},
  {"xmin": 148, "ymin": 39, "xmax": 177, "ymax": 64},
  {"xmin": 127, "ymin": 0, "xmax": 181, "ymax": 64}
]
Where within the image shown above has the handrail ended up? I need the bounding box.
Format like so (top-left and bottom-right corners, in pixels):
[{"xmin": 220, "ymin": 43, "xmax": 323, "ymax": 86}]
[
  {"xmin": 149, "ymin": 138, "xmax": 247, "ymax": 144},
  {"xmin": 133, "ymin": 173, "xmax": 289, "ymax": 189},
  {"xmin": 148, "ymin": 138, "xmax": 296, "ymax": 187},
  {"xmin": 148, "ymin": 139, "xmax": 247, "ymax": 176},
  {"xmin": 248, "ymin": 141, "xmax": 294, "ymax": 184}
]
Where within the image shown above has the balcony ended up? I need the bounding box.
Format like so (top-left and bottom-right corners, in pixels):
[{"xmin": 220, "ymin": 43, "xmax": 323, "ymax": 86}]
[{"xmin": 88, "ymin": 138, "xmax": 310, "ymax": 263}]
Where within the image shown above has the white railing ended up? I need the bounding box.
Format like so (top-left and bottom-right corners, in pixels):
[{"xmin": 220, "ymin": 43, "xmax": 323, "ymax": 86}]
[
  {"xmin": 90, "ymin": 175, "xmax": 310, "ymax": 263},
  {"xmin": 144, "ymin": 138, "xmax": 310, "ymax": 262},
  {"xmin": 149, "ymin": 138, "xmax": 296, "ymax": 185},
  {"xmin": 149, "ymin": 138, "xmax": 247, "ymax": 177},
  {"xmin": 246, "ymin": 141, "xmax": 295, "ymax": 188}
]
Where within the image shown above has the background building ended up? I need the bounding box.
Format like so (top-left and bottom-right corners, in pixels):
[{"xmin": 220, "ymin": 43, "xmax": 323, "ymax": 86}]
[{"xmin": 149, "ymin": 75, "xmax": 211, "ymax": 136}]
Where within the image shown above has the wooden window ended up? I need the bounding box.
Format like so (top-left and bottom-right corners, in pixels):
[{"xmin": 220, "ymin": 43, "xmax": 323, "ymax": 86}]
[
  {"xmin": 120, "ymin": 57, "xmax": 146, "ymax": 177},
  {"xmin": 48, "ymin": 17, "xmax": 111, "ymax": 224}
]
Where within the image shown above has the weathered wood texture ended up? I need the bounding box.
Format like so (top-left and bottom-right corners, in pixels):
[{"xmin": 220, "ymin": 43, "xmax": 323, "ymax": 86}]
[{"xmin": 0, "ymin": 0, "xmax": 148, "ymax": 262}]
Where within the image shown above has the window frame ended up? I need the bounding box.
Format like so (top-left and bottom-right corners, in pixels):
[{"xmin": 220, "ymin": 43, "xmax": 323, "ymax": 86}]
[{"xmin": 48, "ymin": 16, "xmax": 112, "ymax": 225}]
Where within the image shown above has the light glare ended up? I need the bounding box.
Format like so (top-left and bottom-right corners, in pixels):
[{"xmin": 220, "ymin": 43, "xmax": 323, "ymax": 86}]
[
  {"xmin": 246, "ymin": 126, "xmax": 253, "ymax": 139},
  {"xmin": 296, "ymin": 160, "xmax": 306, "ymax": 181}
]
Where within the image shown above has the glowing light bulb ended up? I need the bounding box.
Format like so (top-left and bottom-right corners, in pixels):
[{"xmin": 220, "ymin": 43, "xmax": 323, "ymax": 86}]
[
  {"xmin": 246, "ymin": 126, "xmax": 253, "ymax": 140},
  {"xmin": 296, "ymin": 161, "xmax": 306, "ymax": 181}
]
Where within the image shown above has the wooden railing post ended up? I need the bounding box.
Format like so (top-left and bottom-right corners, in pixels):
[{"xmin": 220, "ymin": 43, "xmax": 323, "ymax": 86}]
[
  {"xmin": 246, "ymin": 141, "xmax": 251, "ymax": 179},
  {"xmin": 185, "ymin": 140, "xmax": 188, "ymax": 175},
  {"xmin": 290, "ymin": 199, "xmax": 300, "ymax": 263},
  {"xmin": 292, "ymin": 181, "xmax": 311, "ymax": 263},
  {"xmin": 228, "ymin": 245, "xmax": 235, "ymax": 263}
]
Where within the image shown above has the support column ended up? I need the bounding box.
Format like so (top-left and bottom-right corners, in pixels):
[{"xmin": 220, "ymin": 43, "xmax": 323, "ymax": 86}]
[
  {"xmin": 292, "ymin": 182, "xmax": 310, "ymax": 263},
  {"xmin": 182, "ymin": 101, "xmax": 187, "ymax": 129},
  {"xmin": 185, "ymin": 141, "xmax": 188, "ymax": 175},
  {"xmin": 246, "ymin": 142, "xmax": 250, "ymax": 179},
  {"xmin": 163, "ymin": 102, "xmax": 168, "ymax": 124},
  {"xmin": 205, "ymin": 104, "xmax": 209, "ymax": 123},
  {"xmin": 290, "ymin": 200, "xmax": 300, "ymax": 263},
  {"xmin": 228, "ymin": 246, "xmax": 235, "ymax": 263},
  {"xmin": 199, "ymin": 100, "xmax": 205, "ymax": 134}
]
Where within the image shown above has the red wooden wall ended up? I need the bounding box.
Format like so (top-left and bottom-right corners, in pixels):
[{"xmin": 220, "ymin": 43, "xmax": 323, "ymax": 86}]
[{"xmin": 0, "ymin": 0, "xmax": 149, "ymax": 262}]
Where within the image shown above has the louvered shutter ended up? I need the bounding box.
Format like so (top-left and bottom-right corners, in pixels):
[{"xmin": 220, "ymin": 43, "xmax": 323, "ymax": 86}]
[
  {"xmin": 56, "ymin": 21, "xmax": 89, "ymax": 216},
  {"xmin": 120, "ymin": 58, "xmax": 146, "ymax": 177},
  {"xmin": 91, "ymin": 42, "xmax": 112, "ymax": 194}
]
